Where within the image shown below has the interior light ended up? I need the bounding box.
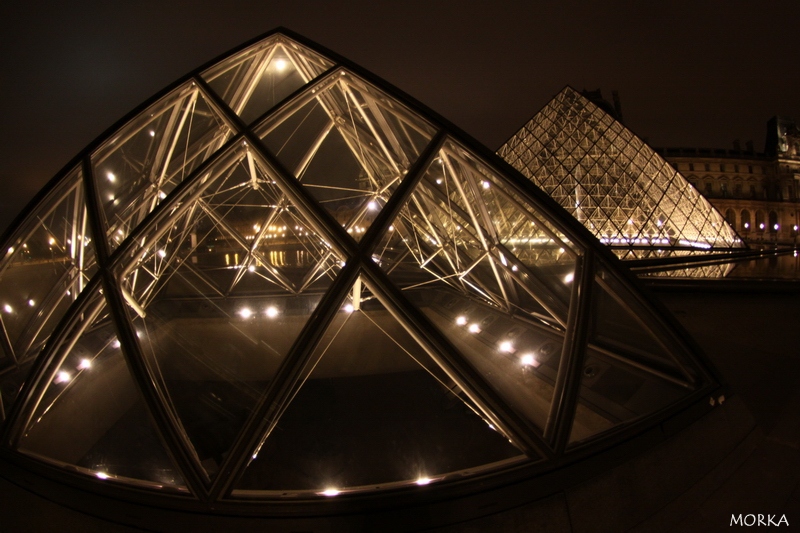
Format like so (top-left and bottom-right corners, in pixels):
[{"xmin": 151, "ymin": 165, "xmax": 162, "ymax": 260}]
[
  {"xmin": 499, "ymin": 341, "xmax": 514, "ymax": 353},
  {"xmin": 321, "ymin": 488, "xmax": 340, "ymax": 497},
  {"xmin": 238, "ymin": 308, "xmax": 253, "ymax": 319},
  {"xmin": 27, "ymin": 299, "xmax": 35, "ymax": 307},
  {"xmin": 368, "ymin": 201, "xmax": 378, "ymax": 211},
  {"xmin": 158, "ymin": 249, "xmax": 167, "ymax": 258},
  {"xmin": 564, "ymin": 272, "xmax": 574, "ymax": 283},
  {"xmin": 744, "ymin": 222, "xmax": 750, "ymax": 229},
  {"xmin": 344, "ymin": 304, "xmax": 354, "ymax": 313},
  {"xmin": 468, "ymin": 323, "xmax": 481, "ymax": 334},
  {"xmin": 435, "ymin": 178, "xmax": 443, "ymax": 185},
  {"xmin": 248, "ymin": 265, "xmax": 256, "ymax": 272},
  {"xmin": 455, "ymin": 316, "xmax": 467, "ymax": 326},
  {"xmin": 158, "ymin": 191, "xmax": 167, "ymax": 200},
  {"xmin": 774, "ymin": 224, "xmax": 779, "ymax": 230},
  {"xmin": 274, "ymin": 58, "xmax": 288, "ymax": 72},
  {"xmin": 265, "ymin": 306, "xmax": 279, "ymax": 318},
  {"xmin": 55, "ymin": 371, "xmax": 71, "ymax": 383},
  {"xmin": 511, "ymin": 265, "xmax": 518, "ymax": 271},
  {"xmin": 79, "ymin": 359, "xmax": 92, "ymax": 370},
  {"xmin": 96, "ymin": 472, "xmax": 109, "ymax": 480},
  {"xmin": 3, "ymin": 304, "xmax": 12, "ymax": 313},
  {"xmin": 48, "ymin": 237, "xmax": 56, "ymax": 245},
  {"xmin": 520, "ymin": 353, "xmax": 540, "ymax": 367},
  {"xmin": 148, "ymin": 130, "xmax": 155, "ymax": 137},
  {"xmin": 415, "ymin": 477, "xmax": 432, "ymax": 486},
  {"xmin": 482, "ymin": 180, "xmax": 490, "ymax": 189},
  {"xmin": 7, "ymin": 247, "xmax": 13, "ymax": 254},
  {"xmin": 112, "ymin": 339, "xmax": 121, "ymax": 348},
  {"xmin": 106, "ymin": 172, "xmax": 116, "ymax": 182}
]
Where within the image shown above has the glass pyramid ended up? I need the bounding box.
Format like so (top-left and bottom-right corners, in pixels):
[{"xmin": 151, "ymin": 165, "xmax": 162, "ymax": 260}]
[
  {"xmin": 0, "ymin": 30, "xmax": 717, "ymax": 505},
  {"xmin": 497, "ymin": 87, "xmax": 744, "ymax": 258}
]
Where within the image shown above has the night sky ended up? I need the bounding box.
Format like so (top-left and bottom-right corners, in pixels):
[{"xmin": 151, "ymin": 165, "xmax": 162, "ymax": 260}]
[{"xmin": 1, "ymin": 0, "xmax": 798, "ymax": 231}]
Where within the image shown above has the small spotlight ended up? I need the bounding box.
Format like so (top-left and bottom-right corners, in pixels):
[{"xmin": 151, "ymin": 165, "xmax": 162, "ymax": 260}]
[
  {"xmin": 96, "ymin": 472, "xmax": 109, "ymax": 480},
  {"xmin": 55, "ymin": 371, "xmax": 71, "ymax": 383},
  {"xmin": 368, "ymin": 201, "xmax": 378, "ymax": 211},
  {"xmin": 321, "ymin": 488, "xmax": 340, "ymax": 497},
  {"xmin": 481, "ymin": 180, "xmax": 490, "ymax": 189},
  {"xmin": 3, "ymin": 304, "xmax": 12, "ymax": 313},
  {"xmin": 148, "ymin": 130, "xmax": 155, "ymax": 137},
  {"xmin": 106, "ymin": 172, "xmax": 116, "ymax": 182},
  {"xmin": 455, "ymin": 316, "xmax": 467, "ymax": 326},
  {"xmin": 499, "ymin": 341, "xmax": 514, "ymax": 353},
  {"xmin": 520, "ymin": 353, "xmax": 540, "ymax": 367},
  {"xmin": 468, "ymin": 323, "xmax": 481, "ymax": 334},
  {"xmin": 344, "ymin": 304, "xmax": 354, "ymax": 313},
  {"xmin": 79, "ymin": 359, "xmax": 92, "ymax": 370},
  {"xmin": 274, "ymin": 58, "xmax": 288, "ymax": 71},
  {"xmin": 248, "ymin": 265, "xmax": 256, "ymax": 272},
  {"xmin": 238, "ymin": 308, "xmax": 253, "ymax": 319},
  {"xmin": 415, "ymin": 477, "xmax": 432, "ymax": 486},
  {"xmin": 158, "ymin": 249, "xmax": 167, "ymax": 258},
  {"xmin": 27, "ymin": 299, "xmax": 35, "ymax": 307},
  {"xmin": 564, "ymin": 272, "xmax": 574, "ymax": 283},
  {"xmin": 265, "ymin": 306, "xmax": 279, "ymax": 318}
]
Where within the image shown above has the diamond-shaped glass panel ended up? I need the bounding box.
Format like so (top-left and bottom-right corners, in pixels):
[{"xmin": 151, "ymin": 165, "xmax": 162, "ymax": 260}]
[
  {"xmin": 115, "ymin": 146, "xmax": 344, "ymax": 479},
  {"xmin": 93, "ymin": 82, "xmax": 233, "ymax": 252}
]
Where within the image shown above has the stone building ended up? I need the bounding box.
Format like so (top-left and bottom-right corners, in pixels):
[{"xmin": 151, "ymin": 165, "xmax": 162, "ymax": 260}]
[{"xmin": 657, "ymin": 117, "xmax": 800, "ymax": 246}]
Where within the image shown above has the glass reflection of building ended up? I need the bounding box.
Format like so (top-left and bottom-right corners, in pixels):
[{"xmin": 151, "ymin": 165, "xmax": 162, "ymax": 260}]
[{"xmin": 0, "ymin": 29, "xmax": 720, "ymax": 522}]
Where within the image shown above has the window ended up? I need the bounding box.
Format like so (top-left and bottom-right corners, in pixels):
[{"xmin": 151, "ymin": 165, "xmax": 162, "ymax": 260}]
[
  {"xmin": 748, "ymin": 165, "xmax": 753, "ymax": 173},
  {"xmin": 734, "ymin": 183, "xmax": 742, "ymax": 197},
  {"xmin": 750, "ymin": 184, "xmax": 756, "ymax": 198},
  {"xmin": 688, "ymin": 163, "xmax": 694, "ymax": 171},
  {"xmin": 741, "ymin": 210, "xmax": 751, "ymax": 231},
  {"xmin": 704, "ymin": 183, "xmax": 713, "ymax": 196},
  {"xmin": 719, "ymin": 164, "xmax": 725, "ymax": 172},
  {"xmin": 725, "ymin": 209, "xmax": 736, "ymax": 227},
  {"xmin": 704, "ymin": 163, "xmax": 711, "ymax": 172}
]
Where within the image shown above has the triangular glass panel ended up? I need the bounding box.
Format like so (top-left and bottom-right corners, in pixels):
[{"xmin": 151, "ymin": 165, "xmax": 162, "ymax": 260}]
[
  {"xmin": 0, "ymin": 168, "xmax": 97, "ymax": 382},
  {"xmin": 16, "ymin": 289, "xmax": 186, "ymax": 491},
  {"xmin": 114, "ymin": 145, "xmax": 345, "ymax": 479},
  {"xmin": 256, "ymin": 71, "xmax": 435, "ymax": 239},
  {"xmin": 232, "ymin": 282, "xmax": 523, "ymax": 494},
  {"xmin": 202, "ymin": 35, "xmax": 333, "ymax": 125},
  {"xmin": 563, "ymin": 263, "xmax": 709, "ymax": 445},
  {"xmin": 92, "ymin": 81, "xmax": 233, "ymax": 252}
]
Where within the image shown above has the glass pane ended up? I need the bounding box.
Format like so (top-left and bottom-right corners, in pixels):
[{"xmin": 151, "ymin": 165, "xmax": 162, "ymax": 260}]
[
  {"xmin": 116, "ymin": 146, "xmax": 344, "ymax": 479},
  {"xmin": 0, "ymin": 168, "xmax": 97, "ymax": 418},
  {"xmin": 569, "ymin": 345, "xmax": 694, "ymax": 444},
  {"xmin": 566, "ymin": 263, "xmax": 710, "ymax": 439},
  {"xmin": 373, "ymin": 145, "xmax": 583, "ymax": 431},
  {"xmin": 234, "ymin": 282, "xmax": 522, "ymax": 494},
  {"xmin": 17, "ymin": 290, "xmax": 186, "ymax": 490},
  {"xmin": 203, "ymin": 37, "xmax": 333, "ymax": 124},
  {"xmin": 92, "ymin": 82, "xmax": 232, "ymax": 252},
  {"xmin": 257, "ymin": 72, "xmax": 435, "ymax": 239}
]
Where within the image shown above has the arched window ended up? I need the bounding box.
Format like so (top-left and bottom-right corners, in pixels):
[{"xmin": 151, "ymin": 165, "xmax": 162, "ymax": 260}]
[
  {"xmin": 755, "ymin": 210, "xmax": 765, "ymax": 230},
  {"xmin": 740, "ymin": 209, "xmax": 751, "ymax": 231},
  {"xmin": 769, "ymin": 211, "xmax": 779, "ymax": 232},
  {"xmin": 725, "ymin": 209, "xmax": 736, "ymax": 227}
]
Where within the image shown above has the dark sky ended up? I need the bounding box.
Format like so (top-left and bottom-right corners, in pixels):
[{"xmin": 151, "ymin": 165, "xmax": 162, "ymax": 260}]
[{"xmin": 1, "ymin": 0, "xmax": 798, "ymax": 231}]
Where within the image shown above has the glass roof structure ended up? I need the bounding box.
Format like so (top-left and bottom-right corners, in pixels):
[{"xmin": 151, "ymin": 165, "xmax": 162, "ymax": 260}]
[
  {"xmin": 498, "ymin": 87, "xmax": 745, "ymax": 259},
  {"xmin": 0, "ymin": 30, "xmax": 716, "ymax": 506}
]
